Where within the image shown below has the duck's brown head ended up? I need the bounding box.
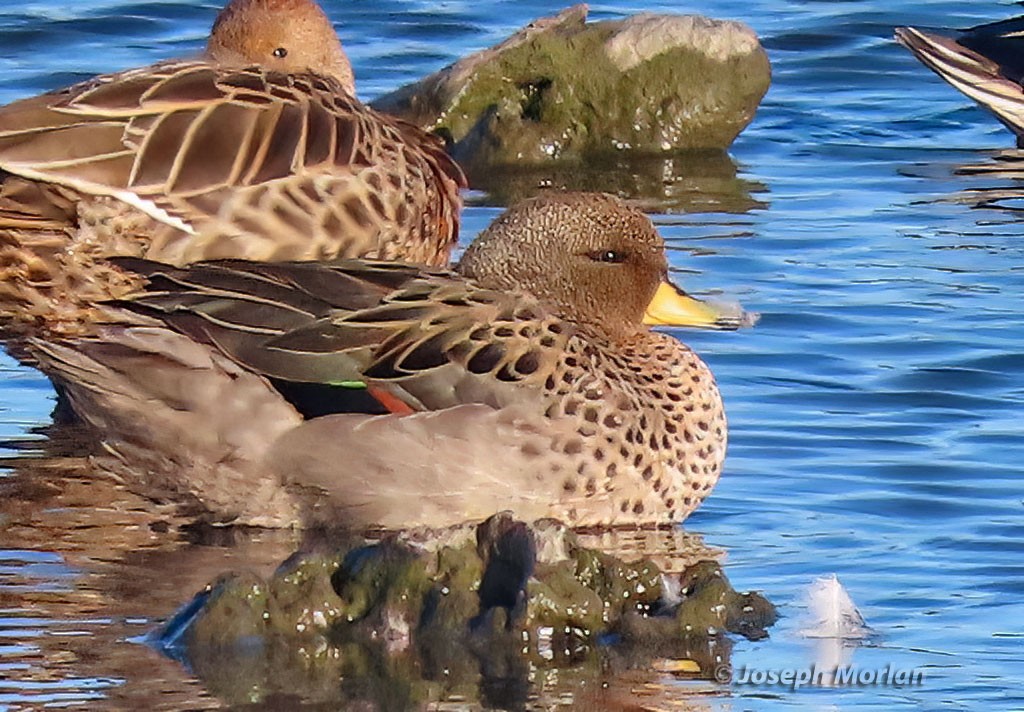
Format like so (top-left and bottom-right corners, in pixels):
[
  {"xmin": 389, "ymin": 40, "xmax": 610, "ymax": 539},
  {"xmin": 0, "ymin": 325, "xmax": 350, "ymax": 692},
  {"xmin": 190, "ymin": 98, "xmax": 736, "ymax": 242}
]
[
  {"xmin": 207, "ymin": 0, "xmax": 355, "ymax": 93},
  {"xmin": 456, "ymin": 192, "xmax": 739, "ymax": 341}
]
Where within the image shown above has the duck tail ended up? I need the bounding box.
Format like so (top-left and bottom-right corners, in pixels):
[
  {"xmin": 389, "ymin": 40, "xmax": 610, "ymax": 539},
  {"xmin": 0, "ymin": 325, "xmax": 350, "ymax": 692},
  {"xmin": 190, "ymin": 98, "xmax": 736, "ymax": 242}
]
[
  {"xmin": 30, "ymin": 326, "xmax": 305, "ymax": 527},
  {"xmin": 896, "ymin": 26, "xmax": 1024, "ymax": 144}
]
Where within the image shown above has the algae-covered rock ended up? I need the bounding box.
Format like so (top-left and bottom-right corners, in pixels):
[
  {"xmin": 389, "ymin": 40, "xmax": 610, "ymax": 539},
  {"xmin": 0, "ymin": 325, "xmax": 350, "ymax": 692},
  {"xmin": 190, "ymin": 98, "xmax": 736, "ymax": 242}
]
[
  {"xmin": 526, "ymin": 562, "xmax": 605, "ymax": 634},
  {"xmin": 372, "ymin": 5, "xmax": 771, "ymax": 167},
  {"xmin": 153, "ymin": 515, "xmax": 777, "ymax": 706},
  {"xmin": 420, "ymin": 539, "xmax": 484, "ymax": 631},
  {"xmin": 169, "ymin": 571, "xmax": 269, "ymax": 649},
  {"xmin": 675, "ymin": 560, "xmax": 777, "ymax": 640},
  {"xmin": 599, "ymin": 560, "xmax": 777, "ymax": 683},
  {"xmin": 267, "ymin": 551, "xmax": 344, "ymax": 637}
]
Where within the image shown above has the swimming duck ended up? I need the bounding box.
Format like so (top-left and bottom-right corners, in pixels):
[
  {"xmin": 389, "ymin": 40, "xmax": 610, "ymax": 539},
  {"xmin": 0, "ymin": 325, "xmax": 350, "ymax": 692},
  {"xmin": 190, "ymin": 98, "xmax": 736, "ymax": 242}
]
[
  {"xmin": 0, "ymin": 0, "xmax": 465, "ymax": 352},
  {"xmin": 896, "ymin": 18, "xmax": 1024, "ymax": 146},
  {"xmin": 36, "ymin": 193, "xmax": 752, "ymax": 530}
]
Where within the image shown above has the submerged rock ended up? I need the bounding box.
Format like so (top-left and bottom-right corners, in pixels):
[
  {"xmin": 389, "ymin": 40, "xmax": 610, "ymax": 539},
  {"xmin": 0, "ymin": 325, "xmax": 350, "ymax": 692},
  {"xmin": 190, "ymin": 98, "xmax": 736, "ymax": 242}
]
[
  {"xmin": 154, "ymin": 514, "xmax": 776, "ymax": 707},
  {"xmin": 372, "ymin": 5, "xmax": 771, "ymax": 169}
]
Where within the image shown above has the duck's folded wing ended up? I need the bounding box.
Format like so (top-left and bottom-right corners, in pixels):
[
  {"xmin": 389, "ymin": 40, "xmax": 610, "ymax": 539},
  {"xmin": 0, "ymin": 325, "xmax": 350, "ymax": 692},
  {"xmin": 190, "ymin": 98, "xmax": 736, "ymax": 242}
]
[
  {"xmin": 0, "ymin": 62, "xmax": 465, "ymax": 262},
  {"xmin": 115, "ymin": 258, "xmax": 575, "ymax": 411},
  {"xmin": 0, "ymin": 175, "xmax": 77, "ymax": 231},
  {"xmin": 112, "ymin": 258, "xmax": 433, "ymax": 384}
]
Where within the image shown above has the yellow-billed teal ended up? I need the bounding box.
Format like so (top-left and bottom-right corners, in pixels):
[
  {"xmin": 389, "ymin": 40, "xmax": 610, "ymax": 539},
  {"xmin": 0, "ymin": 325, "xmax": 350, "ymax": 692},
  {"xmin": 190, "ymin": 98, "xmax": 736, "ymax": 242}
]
[
  {"xmin": 36, "ymin": 193, "xmax": 753, "ymax": 530},
  {"xmin": 0, "ymin": 0, "xmax": 465, "ymax": 352}
]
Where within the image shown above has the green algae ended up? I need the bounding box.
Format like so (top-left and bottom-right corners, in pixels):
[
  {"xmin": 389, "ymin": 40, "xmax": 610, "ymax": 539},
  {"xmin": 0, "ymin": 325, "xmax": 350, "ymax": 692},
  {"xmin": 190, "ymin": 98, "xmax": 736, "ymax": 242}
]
[
  {"xmin": 674, "ymin": 559, "xmax": 777, "ymax": 641},
  {"xmin": 267, "ymin": 552, "xmax": 343, "ymax": 636},
  {"xmin": 179, "ymin": 571, "xmax": 269, "ymax": 648},
  {"xmin": 447, "ymin": 20, "xmax": 768, "ymax": 163},
  {"xmin": 156, "ymin": 516, "xmax": 777, "ymax": 707},
  {"xmin": 372, "ymin": 9, "xmax": 771, "ymax": 165},
  {"xmin": 527, "ymin": 562, "xmax": 605, "ymax": 633}
]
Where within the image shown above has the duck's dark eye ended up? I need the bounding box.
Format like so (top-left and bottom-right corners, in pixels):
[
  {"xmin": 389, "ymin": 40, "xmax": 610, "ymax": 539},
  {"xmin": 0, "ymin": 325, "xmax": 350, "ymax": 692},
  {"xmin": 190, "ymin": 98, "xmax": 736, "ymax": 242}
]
[
  {"xmin": 272, "ymin": 47, "xmax": 288, "ymax": 58},
  {"xmin": 589, "ymin": 249, "xmax": 628, "ymax": 264}
]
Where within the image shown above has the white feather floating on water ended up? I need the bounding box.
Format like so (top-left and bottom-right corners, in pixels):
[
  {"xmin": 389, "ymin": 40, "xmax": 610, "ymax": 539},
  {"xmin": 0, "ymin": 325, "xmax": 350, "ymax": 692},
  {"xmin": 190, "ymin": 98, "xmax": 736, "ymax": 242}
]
[{"xmin": 800, "ymin": 574, "xmax": 873, "ymax": 639}]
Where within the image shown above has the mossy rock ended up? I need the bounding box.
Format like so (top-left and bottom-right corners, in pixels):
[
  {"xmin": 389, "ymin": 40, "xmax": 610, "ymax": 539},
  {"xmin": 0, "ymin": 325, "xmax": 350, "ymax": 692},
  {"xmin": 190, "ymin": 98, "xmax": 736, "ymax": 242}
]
[
  {"xmin": 526, "ymin": 561, "xmax": 605, "ymax": 633},
  {"xmin": 419, "ymin": 541, "xmax": 485, "ymax": 631},
  {"xmin": 174, "ymin": 571, "xmax": 269, "ymax": 649},
  {"xmin": 266, "ymin": 551, "xmax": 344, "ymax": 637},
  {"xmin": 153, "ymin": 516, "xmax": 777, "ymax": 706},
  {"xmin": 372, "ymin": 5, "xmax": 771, "ymax": 166},
  {"xmin": 675, "ymin": 560, "xmax": 777, "ymax": 640}
]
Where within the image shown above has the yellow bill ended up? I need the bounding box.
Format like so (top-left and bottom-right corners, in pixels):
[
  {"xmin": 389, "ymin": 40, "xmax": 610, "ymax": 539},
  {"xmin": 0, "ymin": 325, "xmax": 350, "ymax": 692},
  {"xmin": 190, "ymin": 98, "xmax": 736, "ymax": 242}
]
[{"xmin": 643, "ymin": 280, "xmax": 757, "ymax": 330}]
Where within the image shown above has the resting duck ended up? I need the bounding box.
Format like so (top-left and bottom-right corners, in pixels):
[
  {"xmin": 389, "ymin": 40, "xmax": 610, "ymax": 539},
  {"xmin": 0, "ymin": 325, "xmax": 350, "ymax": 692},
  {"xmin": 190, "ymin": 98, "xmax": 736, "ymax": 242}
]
[
  {"xmin": 897, "ymin": 17, "xmax": 1024, "ymax": 146},
  {"xmin": 0, "ymin": 0, "xmax": 465, "ymax": 355},
  {"xmin": 36, "ymin": 193, "xmax": 753, "ymax": 530}
]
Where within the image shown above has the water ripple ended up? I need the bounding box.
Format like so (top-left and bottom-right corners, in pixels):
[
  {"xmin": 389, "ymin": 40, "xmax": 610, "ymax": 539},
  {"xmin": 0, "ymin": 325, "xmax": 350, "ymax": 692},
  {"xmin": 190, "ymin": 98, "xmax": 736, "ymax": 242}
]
[{"xmin": 0, "ymin": 0, "xmax": 1023, "ymax": 708}]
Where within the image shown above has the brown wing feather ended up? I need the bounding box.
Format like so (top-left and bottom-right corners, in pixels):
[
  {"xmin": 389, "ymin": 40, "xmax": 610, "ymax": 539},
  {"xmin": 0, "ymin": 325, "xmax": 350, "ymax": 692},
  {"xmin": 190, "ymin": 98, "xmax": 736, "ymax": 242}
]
[
  {"xmin": 0, "ymin": 61, "xmax": 466, "ymax": 266},
  {"xmin": 117, "ymin": 259, "xmax": 572, "ymax": 411},
  {"xmin": 113, "ymin": 259, "xmax": 428, "ymax": 383},
  {"xmin": 0, "ymin": 174, "xmax": 76, "ymax": 230}
]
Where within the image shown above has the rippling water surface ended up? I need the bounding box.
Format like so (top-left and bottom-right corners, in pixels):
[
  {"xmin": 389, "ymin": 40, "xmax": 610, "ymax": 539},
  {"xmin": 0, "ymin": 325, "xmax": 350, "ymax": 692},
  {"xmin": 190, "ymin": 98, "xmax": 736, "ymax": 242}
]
[{"xmin": 2, "ymin": 0, "xmax": 1024, "ymax": 709}]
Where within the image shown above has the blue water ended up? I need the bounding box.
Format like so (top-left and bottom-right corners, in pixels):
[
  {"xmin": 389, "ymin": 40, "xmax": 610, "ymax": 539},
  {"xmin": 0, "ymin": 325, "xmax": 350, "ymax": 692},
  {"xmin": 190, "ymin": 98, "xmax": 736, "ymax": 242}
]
[{"xmin": 2, "ymin": 0, "xmax": 1024, "ymax": 709}]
